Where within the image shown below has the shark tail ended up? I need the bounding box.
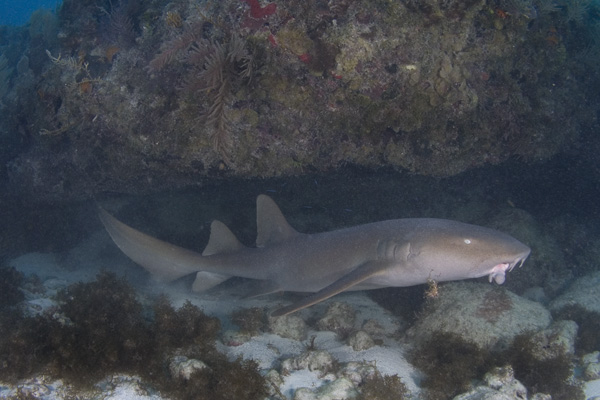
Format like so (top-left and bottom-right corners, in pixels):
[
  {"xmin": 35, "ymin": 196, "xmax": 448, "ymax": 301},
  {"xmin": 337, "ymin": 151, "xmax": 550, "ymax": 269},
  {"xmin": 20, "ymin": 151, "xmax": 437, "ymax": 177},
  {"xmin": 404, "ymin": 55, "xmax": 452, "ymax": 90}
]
[{"xmin": 98, "ymin": 207, "xmax": 245, "ymax": 291}]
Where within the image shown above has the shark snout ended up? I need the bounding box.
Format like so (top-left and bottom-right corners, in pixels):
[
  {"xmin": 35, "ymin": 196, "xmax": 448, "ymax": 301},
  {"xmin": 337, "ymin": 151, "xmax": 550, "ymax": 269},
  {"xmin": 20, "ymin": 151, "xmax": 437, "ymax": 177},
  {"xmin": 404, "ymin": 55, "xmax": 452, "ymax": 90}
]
[{"xmin": 488, "ymin": 246, "xmax": 530, "ymax": 284}]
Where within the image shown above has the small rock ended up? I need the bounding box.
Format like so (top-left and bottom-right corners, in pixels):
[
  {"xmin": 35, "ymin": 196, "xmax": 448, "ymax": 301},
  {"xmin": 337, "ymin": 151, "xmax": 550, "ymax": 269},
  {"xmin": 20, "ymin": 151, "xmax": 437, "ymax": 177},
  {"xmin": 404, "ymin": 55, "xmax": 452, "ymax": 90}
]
[
  {"xmin": 269, "ymin": 313, "xmax": 308, "ymax": 341},
  {"xmin": 583, "ymin": 352, "xmax": 600, "ymax": 364},
  {"xmin": 483, "ymin": 366, "xmax": 527, "ymax": 399},
  {"xmin": 361, "ymin": 319, "xmax": 386, "ymax": 338},
  {"xmin": 583, "ymin": 351, "xmax": 600, "ymax": 380},
  {"xmin": 454, "ymin": 366, "xmax": 532, "ymax": 400},
  {"xmin": 347, "ymin": 330, "xmax": 375, "ymax": 351},
  {"xmin": 281, "ymin": 350, "xmax": 335, "ymax": 375},
  {"xmin": 316, "ymin": 302, "xmax": 356, "ymax": 336},
  {"xmin": 264, "ymin": 369, "xmax": 284, "ymax": 397},
  {"xmin": 585, "ymin": 365, "xmax": 600, "ymax": 381},
  {"xmin": 526, "ymin": 320, "xmax": 578, "ymax": 360},
  {"xmin": 169, "ymin": 356, "xmax": 208, "ymax": 380},
  {"xmin": 339, "ymin": 361, "xmax": 378, "ymax": 386},
  {"xmin": 550, "ymin": 271, "xmax": 600, "ymax": 314},
  {"xmin": 522, "ymin": 286, "xmax": 549, "ymax": 304}
]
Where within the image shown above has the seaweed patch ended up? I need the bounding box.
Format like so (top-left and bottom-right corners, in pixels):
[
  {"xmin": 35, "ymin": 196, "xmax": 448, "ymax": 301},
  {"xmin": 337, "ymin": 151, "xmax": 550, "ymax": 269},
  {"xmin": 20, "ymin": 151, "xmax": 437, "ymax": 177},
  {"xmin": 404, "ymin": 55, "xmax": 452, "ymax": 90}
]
[{"xmin": 0, "ymin": 272, "xmax": 268, "ymax": 400}]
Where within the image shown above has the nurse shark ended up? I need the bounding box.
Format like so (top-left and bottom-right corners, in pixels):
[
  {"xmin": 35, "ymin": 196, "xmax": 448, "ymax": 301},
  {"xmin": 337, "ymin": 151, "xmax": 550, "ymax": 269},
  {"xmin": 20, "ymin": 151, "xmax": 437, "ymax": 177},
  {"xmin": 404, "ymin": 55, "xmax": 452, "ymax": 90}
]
[{"xmin": 99, "ymin": 195, "xmax": 530, "ymax": 316}]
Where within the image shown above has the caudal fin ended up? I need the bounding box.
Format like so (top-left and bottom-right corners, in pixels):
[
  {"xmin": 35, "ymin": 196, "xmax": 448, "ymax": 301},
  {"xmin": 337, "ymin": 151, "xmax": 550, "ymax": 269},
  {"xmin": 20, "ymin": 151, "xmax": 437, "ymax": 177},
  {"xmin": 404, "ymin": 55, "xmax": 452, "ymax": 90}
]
[{"xmin": 98, "ymin": 207, "xmax": 203, "ymax": 282}]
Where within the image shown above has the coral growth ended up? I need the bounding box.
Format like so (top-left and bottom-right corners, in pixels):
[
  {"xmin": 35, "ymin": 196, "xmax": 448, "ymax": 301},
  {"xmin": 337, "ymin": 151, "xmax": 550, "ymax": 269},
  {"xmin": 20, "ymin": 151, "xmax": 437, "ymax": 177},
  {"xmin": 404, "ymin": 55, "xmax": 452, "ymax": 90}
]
[
  {"xmin": 148, "ymin": 22, "xmax": 253, "ymax": 163},
  {"xmin": 2, "ymin": 0, "xmax": 599, "ymax": 201}
]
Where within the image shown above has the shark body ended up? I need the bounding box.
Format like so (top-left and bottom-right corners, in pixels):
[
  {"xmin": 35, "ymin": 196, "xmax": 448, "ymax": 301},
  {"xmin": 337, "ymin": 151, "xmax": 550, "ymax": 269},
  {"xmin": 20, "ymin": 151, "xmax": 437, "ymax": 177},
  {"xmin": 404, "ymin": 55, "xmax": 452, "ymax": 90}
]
[{"xmin": 99, "ymin": 195, "xmax": 531, "ymax": 316}]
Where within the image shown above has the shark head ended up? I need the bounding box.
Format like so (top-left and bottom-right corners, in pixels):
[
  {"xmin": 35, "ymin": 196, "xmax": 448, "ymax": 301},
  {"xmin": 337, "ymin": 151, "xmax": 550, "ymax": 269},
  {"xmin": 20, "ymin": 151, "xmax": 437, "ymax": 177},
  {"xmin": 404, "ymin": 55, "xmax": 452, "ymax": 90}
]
[{"xmin": 395, "ymin": 219, "xmax": 531, "ymax": 285}]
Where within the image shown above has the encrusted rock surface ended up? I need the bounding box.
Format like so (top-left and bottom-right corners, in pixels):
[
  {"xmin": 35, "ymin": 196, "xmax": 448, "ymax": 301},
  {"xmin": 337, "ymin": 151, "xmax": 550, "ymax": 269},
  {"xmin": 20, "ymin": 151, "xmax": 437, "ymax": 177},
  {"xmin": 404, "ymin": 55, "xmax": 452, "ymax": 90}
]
[
  {"xmin": 269, "ymin": 313, "xmax": 308, "ymax": 341},
  {"xmin": 168, "ymin": 356, "xmax": 208, "ymax": 380},
  {"xmin": 454, "ymin": 366, "xmax": 552, "ymax": 400},
  {"xmin": 1, "ymin": 0, "xmax": 596, "ymax": 202},
  {"xmin": 281, "ymin": 350, "xmax": 335, "ymax": 375},
  {"xmin": 406, "ymin": 282, "xmax": 551, "ymax": 350},
  {"xmin": 454, "ymin": 366, "xmax": 529, "ymax": 400},
  {"xmin": 525, "ymin": 320, "xmax": 578, "ymax": 359},
  {"xmin": 550, "ymin": 271, "xmax": 600, "ymax": 314},
  {"xmin": 316, "ymin": 301, "xmax": 356, "ymax": 335},
  {"xmin": 346, "ymin": 330, "xmax": 375, "ymax": 351},
  {"xmin": 583, "ymin": 352, "xmax": 600, "ymax": 380}
]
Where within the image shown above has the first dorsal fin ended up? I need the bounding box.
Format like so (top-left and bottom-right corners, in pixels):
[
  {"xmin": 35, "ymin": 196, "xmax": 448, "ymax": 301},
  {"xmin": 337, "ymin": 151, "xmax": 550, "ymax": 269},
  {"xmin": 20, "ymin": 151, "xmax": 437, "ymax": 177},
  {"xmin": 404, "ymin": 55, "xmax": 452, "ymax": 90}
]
[
  {"xmin": 256, "ymin": 195, "xmax": 299, "ymax": 247},
  {"xmin": 202, "ymin": 220, "xmax": 246, "ymax": 256}
]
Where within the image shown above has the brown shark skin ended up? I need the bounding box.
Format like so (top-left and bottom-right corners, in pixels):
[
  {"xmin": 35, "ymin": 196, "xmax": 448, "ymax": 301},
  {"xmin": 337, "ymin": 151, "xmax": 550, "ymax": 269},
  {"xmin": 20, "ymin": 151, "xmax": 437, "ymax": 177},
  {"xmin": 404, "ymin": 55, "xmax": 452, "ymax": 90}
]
[{"xmin": 99, "ymin": 195, "xmax": 531, "ymax": 316}]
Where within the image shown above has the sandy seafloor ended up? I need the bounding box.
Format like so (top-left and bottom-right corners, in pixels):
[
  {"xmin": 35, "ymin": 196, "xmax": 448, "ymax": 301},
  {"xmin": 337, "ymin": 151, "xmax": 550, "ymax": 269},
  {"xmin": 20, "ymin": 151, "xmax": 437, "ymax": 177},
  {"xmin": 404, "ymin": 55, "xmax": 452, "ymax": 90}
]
[{"xmin": 2, "ymin": 220, "xmax": 600, "ymax": 400}]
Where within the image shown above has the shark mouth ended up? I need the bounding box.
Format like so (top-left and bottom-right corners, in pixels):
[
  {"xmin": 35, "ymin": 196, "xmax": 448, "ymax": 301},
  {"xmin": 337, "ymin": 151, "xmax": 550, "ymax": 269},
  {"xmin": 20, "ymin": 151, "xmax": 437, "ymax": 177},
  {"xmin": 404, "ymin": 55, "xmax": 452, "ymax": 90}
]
[{"xmin": 488, "ymin": 257, "xmax": 527, "ymax": 285}]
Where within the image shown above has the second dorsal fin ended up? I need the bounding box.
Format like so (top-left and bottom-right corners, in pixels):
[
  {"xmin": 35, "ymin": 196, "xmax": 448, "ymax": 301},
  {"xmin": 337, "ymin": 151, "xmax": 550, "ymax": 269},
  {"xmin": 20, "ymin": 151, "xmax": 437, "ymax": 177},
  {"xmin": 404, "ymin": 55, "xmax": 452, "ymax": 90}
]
[
  {"xmin": 256, "ymin": 195, "xmax": 299, "ymax": 247},
  {"xmin": 202, "ymin": 220, "xmax": 246, "ymax": 256}
]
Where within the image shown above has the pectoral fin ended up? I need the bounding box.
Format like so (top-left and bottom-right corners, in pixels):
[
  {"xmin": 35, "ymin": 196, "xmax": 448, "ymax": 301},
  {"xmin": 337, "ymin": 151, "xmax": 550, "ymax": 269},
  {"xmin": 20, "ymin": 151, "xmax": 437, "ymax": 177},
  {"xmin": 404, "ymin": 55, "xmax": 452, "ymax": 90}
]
[
  {"xmin": 271, "ymin": 261, "xmax": 391, "ymax": 317},
  {"xmin": 244, "ymin": 280, "xmax": 282, "ymax": 298}
]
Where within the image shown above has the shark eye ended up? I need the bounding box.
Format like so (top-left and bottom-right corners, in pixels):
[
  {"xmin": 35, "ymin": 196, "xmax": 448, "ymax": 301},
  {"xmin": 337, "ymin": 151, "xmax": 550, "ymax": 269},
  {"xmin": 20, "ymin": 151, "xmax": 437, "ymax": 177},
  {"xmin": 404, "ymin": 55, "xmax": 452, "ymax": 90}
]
[{"xmin": 464, "ymin": 239, "xmax": 472, "ymax": 244}]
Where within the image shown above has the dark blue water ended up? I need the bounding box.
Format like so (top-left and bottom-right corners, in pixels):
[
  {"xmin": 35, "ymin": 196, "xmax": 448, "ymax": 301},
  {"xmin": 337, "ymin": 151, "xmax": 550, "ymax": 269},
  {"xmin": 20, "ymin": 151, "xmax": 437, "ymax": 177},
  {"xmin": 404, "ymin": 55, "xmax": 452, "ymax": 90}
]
[{"xmin": 0, "ymin": 0, "xmax": 61, "ymax": 26}]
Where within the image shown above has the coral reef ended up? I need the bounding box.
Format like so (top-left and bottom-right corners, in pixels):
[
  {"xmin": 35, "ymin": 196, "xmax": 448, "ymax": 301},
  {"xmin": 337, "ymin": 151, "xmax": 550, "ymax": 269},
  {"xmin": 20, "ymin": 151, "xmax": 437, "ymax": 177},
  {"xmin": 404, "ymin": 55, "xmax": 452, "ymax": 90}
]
[{"xmin": 0, "ymin": 0, "xmax": 597, "ymax": 202}]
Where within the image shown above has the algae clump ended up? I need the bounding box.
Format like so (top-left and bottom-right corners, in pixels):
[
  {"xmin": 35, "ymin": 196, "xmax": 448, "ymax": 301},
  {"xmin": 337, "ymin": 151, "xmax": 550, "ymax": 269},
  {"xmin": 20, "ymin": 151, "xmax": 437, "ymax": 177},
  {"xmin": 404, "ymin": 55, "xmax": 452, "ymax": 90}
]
[{"xmin": 0, "ymin": 271, "xmax": 268, "ymax": 400}]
